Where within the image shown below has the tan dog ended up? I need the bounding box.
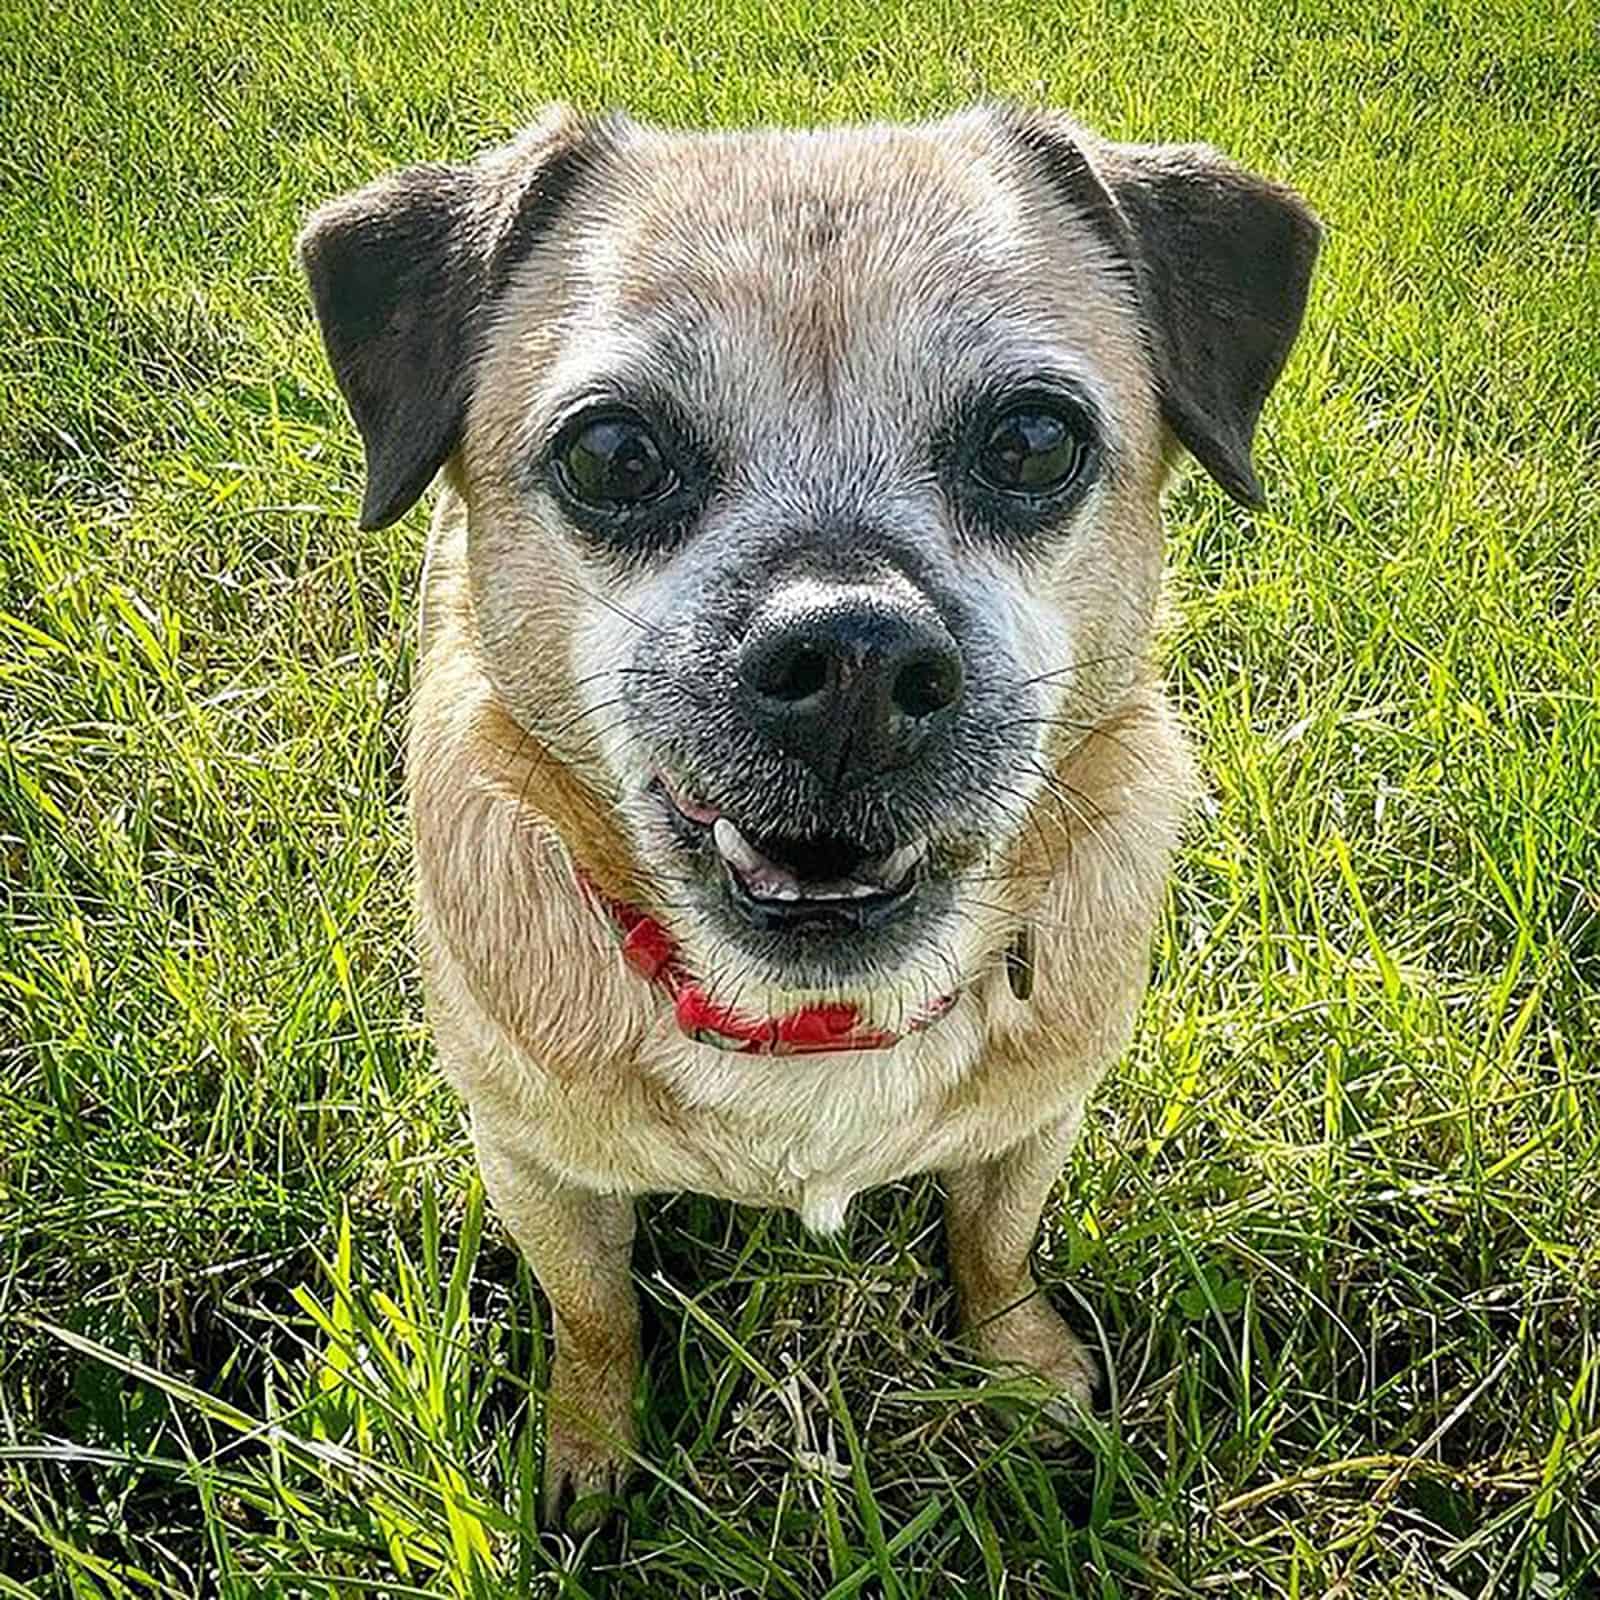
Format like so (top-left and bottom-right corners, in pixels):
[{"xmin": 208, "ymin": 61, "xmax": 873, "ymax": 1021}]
[{"xmin": 300, "ymin": 104, "xmax": 1317, "ymax": 1524}]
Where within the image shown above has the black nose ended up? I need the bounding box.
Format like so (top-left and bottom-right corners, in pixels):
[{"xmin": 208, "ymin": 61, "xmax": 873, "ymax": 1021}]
[{"xmin": 737, "ymin": 589, "xmax": 964, "ymax": 788}]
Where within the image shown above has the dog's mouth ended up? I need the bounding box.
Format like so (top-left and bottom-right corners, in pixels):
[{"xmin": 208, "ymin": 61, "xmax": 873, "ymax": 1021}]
[{"xmin": 652, "ymin": 774, "xmax": 927, "ymax": 933}]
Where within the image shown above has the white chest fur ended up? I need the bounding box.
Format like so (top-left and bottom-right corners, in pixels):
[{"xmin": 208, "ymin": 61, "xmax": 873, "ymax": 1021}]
[
  {"xmin": 435, "ymin": 947, "xmax": 1014, "ymax": 1234},
  {"xmin": 647, "ymin": 999, "xmax": 994, "ymax": 1232}
]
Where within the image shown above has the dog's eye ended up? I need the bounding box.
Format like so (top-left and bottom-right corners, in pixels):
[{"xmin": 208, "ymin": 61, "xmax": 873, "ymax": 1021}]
[
  {"xmin": 556, "ymin": 415, "xmax": 674, "ymax": 507},
  {"xmin": 974, "ymin": 404, "xmax": 1092, "ymax": 496}
]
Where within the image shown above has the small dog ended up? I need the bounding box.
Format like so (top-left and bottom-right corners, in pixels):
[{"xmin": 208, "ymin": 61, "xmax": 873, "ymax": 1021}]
[{"xmin": 301, "ymin": 103, "xmax": 1317, "ymax": 1523}]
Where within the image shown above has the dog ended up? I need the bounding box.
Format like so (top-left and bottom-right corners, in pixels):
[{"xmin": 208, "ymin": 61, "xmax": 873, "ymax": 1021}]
[{"xmin": 300, "ymin": 102, "xmax": 1318, "ymax": 1525}]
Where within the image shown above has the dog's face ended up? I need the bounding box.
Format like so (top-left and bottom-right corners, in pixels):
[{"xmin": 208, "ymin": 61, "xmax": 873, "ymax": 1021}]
[{"xmin": 303, "ymin": 106, "xmax": 1316, "ymax": 1016}]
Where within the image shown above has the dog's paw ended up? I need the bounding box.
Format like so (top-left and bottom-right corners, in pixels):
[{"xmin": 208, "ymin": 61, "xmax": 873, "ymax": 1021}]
[
  {"xmin": 540, "ymin": 1359, "xmax": 637, "ymax": 1533},
  {"xmin": 541, "ymin": 1410, "xmax": 635, "ymax": 1531},
  {"xmin": 964, "ymin": 1294, "xmax": 1099, "ymax": 1423}
]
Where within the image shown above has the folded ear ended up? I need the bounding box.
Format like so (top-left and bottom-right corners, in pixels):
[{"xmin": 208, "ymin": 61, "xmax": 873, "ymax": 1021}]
[
  {"xmin": 1005, "ymin": 113, "xmax": 1321, "ymax": 505},
  {"xmin": 298, "ymin": 106, "xmax": 604, "ymax": 530},
  {"xmin": 1095, "ymin": 139, "xmax": 1321, "ymax": 505}
]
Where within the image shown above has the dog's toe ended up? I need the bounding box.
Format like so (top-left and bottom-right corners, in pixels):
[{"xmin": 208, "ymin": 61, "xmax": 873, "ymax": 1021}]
[
  {"xmin": 541, "ymin": 1418, "xmax": 634, "ymax": 1532},
  {"xmin": 966, "ymin": 1294, "xmax": 1099, "ymax": 1421}
]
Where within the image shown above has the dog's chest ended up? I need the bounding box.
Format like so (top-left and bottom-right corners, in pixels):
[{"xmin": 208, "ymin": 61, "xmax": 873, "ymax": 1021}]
[{"xmin": 645, "ymin": 1012, "xmax": 990, "ymax": 1231}]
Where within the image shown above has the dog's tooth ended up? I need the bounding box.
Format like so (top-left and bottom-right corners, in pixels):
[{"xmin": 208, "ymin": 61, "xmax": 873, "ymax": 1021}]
[
  {"xmin": 875, "ymin": 838, "xmax": 928, "ymax": 888},
  {"xmin": 712, "ymin": 816, "xmax": 763, "ymax": 871},
  {"xmin": 740, "ymin": 865, "xmax": 804, "ymax": 900},
  {"xmin": 802, "ymin": 880, "xmax": 876, "ymax": 901}
]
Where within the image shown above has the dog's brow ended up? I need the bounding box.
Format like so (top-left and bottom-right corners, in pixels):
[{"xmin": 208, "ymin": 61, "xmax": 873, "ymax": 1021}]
[
  {"xmin": 532, "ymin": 308, "xmax": 717, "ymax": 436},
  {"xmin": 545, "ymin": 378, "xmax": 648, "ymax": 433},
  {"xmin": 539, "ymin": 364, "xmax": 695, "ymax": 443}
]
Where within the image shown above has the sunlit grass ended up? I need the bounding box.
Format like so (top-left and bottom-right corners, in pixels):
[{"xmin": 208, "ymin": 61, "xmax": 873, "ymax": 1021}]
[{"xmin": 2, "ymin": 0, "xmax": 1597, "ymax": 1592}]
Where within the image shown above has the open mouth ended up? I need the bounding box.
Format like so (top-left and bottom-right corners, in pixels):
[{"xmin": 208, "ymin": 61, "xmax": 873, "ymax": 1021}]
[{"xmin": 653, "ymin": 774, "xmax": 927, "ymax": 931}]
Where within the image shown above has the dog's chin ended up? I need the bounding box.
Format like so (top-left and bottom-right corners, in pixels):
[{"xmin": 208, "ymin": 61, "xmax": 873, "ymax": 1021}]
[{"xmin": 639, "ymin": 773, "xmax": 961, "ymax": 992}]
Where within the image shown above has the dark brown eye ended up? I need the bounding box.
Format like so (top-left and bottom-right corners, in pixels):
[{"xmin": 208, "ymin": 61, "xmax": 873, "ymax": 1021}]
[
  {"xmin": 975, "ymin": 405, "xmax": 1091, "ymax": 495},
  {"xmin": 557, "ymin": 415, "xmax": 673, "ymax": 506}
]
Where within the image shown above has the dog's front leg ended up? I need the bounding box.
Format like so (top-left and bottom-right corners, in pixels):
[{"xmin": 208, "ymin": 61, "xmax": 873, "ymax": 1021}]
[
  {"xmin": 942, "ymin": 1114, "xmax": 1099, "ymax": 1413},
  {"xmin": 473, "ymin": 1127, "xmax": 640, "ymax": 1527}
]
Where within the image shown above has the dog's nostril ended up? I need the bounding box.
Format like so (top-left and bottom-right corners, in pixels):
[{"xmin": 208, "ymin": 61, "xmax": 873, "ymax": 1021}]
[
  {"xmin": 754, "ymin": 641, "xmax": 831, "ymax": 704},
  {"xmin": 892, "ymin": 652, "xmax": 962, "ymax": 720}
]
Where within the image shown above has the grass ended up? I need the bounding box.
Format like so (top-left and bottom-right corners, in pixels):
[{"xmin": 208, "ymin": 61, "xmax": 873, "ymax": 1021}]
[{"xmin": 2, "ymin": 0, "xmax": 1598, "ymax": 1592}]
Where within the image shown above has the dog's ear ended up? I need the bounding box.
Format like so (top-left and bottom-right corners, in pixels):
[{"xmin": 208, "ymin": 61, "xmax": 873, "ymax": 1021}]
[
  {"xmin": 298, "ymin": 107, "xmax": 603, "ymax": 530},
  {"xmin": 1005, "ymin": 113, "xmax": 1321, "ymax": 505},
  {"xmin": 1095, "ymin": 139, "xmax": 1321, "ymax": 505}
]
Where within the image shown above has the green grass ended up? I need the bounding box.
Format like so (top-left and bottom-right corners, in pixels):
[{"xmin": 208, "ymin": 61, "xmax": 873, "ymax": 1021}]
[{"xmin": 3, "ymin": 0, "xmax": 1598, "ymax": 1592}]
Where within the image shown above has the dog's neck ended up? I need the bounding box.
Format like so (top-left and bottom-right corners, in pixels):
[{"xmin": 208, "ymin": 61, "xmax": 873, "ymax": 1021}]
[{"xmin": 575, "ymin": 870, "xmax": 961, "ymax": 1056}]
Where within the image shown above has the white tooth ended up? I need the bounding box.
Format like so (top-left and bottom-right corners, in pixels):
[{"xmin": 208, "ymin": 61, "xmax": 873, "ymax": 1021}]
[
  {"xmin": 876, "ymin": 838, "xmax": 928, "ymax": 888},
  {"xmin": 804, "ymin": 880, "xmax": 879, "ymax": 901},
  {"xmin": 713, "ymin": 816, "xmax": 763, "ymax": 871},
  {"xmin": 744, "ymin": 868, "xmax": 803, "ymax": 900}
]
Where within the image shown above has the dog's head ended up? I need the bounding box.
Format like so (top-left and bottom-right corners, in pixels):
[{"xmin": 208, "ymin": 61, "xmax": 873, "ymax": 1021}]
[{"xmin": 301, "ymin": 105, "xmax": 1317, "ymax": 1019}]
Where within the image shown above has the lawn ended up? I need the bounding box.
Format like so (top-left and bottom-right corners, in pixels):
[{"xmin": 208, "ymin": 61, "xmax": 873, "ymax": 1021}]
[{"xmin": 2, "ymin": 0, "xmax": 1598, "ymax": 1593}]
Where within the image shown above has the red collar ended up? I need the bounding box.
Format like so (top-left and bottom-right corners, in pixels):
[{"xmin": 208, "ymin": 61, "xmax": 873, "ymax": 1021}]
[{"xmin": 576, "ymin": 871, "xmax": 958, "ymax": 1055}]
